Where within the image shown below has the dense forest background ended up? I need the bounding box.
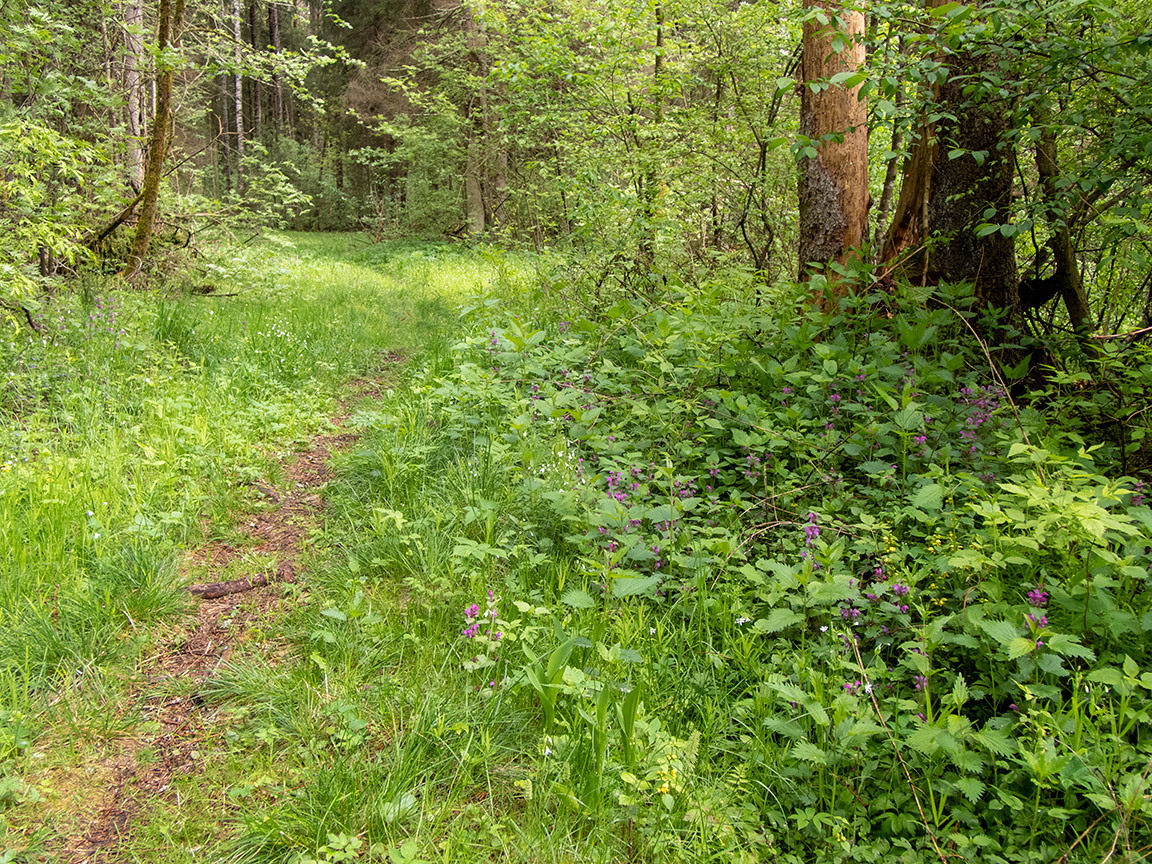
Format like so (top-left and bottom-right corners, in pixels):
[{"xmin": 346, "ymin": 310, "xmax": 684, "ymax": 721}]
[{"xmin": 4, "ymin": 0, "xmax": 1151, "ymax": 335}]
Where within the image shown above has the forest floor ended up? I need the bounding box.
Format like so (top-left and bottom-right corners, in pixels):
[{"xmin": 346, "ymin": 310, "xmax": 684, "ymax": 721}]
[
  {"xmin": 55, "ymin": 375, "xmax": 388, "ymax": 864},
  {"xmin": 0, "ymin": 235, "xmax": 525, "ymax": 863}
]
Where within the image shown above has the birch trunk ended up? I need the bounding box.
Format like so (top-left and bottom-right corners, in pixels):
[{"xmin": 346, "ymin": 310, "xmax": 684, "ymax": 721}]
[{"xmin": 124, "ymin": 0, "xmax": 146, "ymax": 190}]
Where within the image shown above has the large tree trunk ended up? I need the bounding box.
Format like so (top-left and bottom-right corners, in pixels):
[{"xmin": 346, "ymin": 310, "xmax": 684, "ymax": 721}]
[
  {"xmin": 797, "ymin": 0, "xmax": 868, "ymax": 288},
  {"xmin": 125, "ymin": 0, "xmax": 186, "ymax": 280},
  {"xmin": 880, "ymin": 1, "xmax": 1017, "ymax": 312},
  {"xmin": 124, "ymin": 0, "xmax": 146, "ymax": 191}
]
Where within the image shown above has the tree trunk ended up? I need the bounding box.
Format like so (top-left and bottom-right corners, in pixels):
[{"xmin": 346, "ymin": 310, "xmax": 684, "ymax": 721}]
[
  {"xmin": 125, "ymin": 0, "xmax": 186, "ymax": 281},
  {"xmin": 873, "ymin": 87, "xmax": 904, "ymax": 256},
  {"xmin": 269, "ymin": 1, "xmax": 283, "ymax": 136},
  {"xmin": 217, "ymin": 68, "xmax": 233, "ymax": 192},
  {"xmin": 124, "ymin": 0, "xmax": 146, "ymax": 191},
  {"xmin": 638, "ymin": 0, "xmax": 665, "ymax": 267},
  {"xmin": 248, "ymin": 1, "xmax": 262, "ymax": 137},
  {"xmin": 881, "ymin": 1, "xmax": 1017, "ymax": 312},
  {"xmin": 465, "ymin": 135, "xmax": 486, "ymax": 235},
  {"xmin": 1030, "ymin": 100, "xmax": 1090, "ymax": 333},
  {"xmin": 797, "ymin": 0, "xmax": 868, "ymax": 287},
  {"xmin": 232, "ymin": 0, "xmax": 244, "ymax": 192},
  {"xmin": 464, "ymin": 7, "xmax": 489, "ymax": 235}
]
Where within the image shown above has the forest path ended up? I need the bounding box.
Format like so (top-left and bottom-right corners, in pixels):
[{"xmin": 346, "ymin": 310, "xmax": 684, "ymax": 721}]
[{"xmin": 57, "ymin": 371, "xmax": 399, "ymax": 864}]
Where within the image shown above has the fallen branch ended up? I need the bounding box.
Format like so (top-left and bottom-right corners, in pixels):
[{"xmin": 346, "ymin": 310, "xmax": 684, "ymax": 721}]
[
  {"xmin": 85, "ymin": 191, "xmax": 145, "ymax": 250},
  {"xmin": 187, "ymin": 561, "xmax": 296, "ymax": 600},
  {"xmin": 1091, "ymin": 325, "xmax": 1152, "ymax": 342},
  {"xmin": 0, "ymin": 298, "xmax": 42, "ymax": 332}
]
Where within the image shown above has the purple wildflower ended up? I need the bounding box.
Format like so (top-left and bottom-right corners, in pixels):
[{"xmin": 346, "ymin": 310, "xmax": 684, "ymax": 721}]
[{"xmin": 804, "ymin": 512, "xmax": 820, "ymax": 545}]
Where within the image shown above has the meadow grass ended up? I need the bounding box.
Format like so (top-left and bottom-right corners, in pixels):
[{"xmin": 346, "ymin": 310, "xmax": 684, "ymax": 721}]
[{"xmin": 0, "ymin": 233, "xmax": 529, "ymax": 857}]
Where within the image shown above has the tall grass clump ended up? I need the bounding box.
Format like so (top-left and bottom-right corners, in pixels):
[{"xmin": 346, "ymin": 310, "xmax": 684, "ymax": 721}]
[{"xmin": 0, "ymin": 234, "xmax": 514, "ymax": 771}]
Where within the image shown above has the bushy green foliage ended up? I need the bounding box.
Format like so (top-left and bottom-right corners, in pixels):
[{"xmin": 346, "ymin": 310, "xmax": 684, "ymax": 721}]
[{"xmin": 286, "ymin": 269, "xmax": 1152, "ymax": 862}]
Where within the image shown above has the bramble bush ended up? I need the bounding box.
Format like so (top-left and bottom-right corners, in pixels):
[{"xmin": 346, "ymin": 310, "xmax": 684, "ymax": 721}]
[{"xmin": 335, "ymin": 270, "xmax": 1152, "ymax": 862}]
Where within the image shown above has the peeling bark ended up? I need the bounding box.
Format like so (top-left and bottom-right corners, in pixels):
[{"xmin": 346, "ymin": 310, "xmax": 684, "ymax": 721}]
[{"xmin": 797, "ymin": 0, "xmax": 868, "ymax": 288}]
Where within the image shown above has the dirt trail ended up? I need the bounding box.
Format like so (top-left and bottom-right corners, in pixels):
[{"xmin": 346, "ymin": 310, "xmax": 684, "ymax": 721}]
[{"xmin": 58, "ymin": 374, "xmax": 393, "ymax": 864}]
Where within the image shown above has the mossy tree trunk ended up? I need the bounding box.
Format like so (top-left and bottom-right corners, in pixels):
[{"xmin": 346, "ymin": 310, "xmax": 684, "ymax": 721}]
[
  {"xmin": 880, "ymin": 0, "xmax": 1018, "ymax": 314},
  {"xmin": 124, "ymin": 0, "xmax": 186, "ymax": 281}
]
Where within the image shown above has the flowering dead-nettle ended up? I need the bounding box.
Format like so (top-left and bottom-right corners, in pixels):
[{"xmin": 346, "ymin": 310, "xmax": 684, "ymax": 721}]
[
  {"xmin": 804, "ymin": 511, "xmax": 820, "ymax": 545},
  {"xmin": 1026, "ymin": 588, "xmax": 1049, "ymax": 608}
]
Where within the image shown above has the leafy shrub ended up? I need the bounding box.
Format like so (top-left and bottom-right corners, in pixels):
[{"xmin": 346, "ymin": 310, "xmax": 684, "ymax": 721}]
[{"xmin": 361, "ymin": 275, "xmax": 1152, "ymax": 861}]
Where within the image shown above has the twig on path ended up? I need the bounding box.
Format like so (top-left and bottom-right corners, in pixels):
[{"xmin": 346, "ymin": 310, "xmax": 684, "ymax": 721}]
[{"xmin": 186, "ymin": 561, "xmax": 296, "ymax": 600}]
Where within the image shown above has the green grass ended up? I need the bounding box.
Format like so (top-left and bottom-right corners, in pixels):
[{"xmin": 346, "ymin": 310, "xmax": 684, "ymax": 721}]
[{"xmin": 0, "ymin": 233, "xmax": 534, "ymax": 858}]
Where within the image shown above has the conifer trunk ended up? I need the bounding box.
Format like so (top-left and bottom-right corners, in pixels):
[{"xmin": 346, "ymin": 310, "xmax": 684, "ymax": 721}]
[
  {"xmin": 231, "ymin": 0, "xmax": 244, "ymax": 192},
  {"xmin": 269, "ymin": 1, "xmax": 283, "ymax": 135}
]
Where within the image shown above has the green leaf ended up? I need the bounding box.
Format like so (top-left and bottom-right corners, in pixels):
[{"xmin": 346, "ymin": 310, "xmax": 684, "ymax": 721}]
[
  {"xmin": 911, "ymin": 483, "xmax": 944, "ymax": 511},
  {"xmin": 1037, "ymin": 653, "xmax": 1068, "ymax": 676},
  {"xmin": 790, "ymin": 741, "xmax": 827, "ymax": 765},
  {"xmin": 1047, "ymin": 634, "xmax": 1096, "ymax": 661},
  {"xmin": 907, "ymin": 725, "xmax": 940, "ymax": 756},
  {"xmin": 972, "ymin": 729, "xmax": 1016, "ymax": 757},
  {"xmin": 954, "ymin": 777, "xmax": 985, "ymax": 804},
  {"xmin": 1088, "ymin": 667, "xmax": 1123, "ymax": 687},
  {"xmin": 611, "ymin": 576, "xmax": 660, "ymax": 597},
  {"xmin": 1008, "ymin": 637, "xmax": 1036, "ymax": 659},
  {"xmin": 951, "ymin": 675, "xmax": 969, "ymax": 707},
  {"xmin": 561, "ymin": 588, "xmax": 595, "ymax": 609},
  {"xmin": 755, "ymin": 608, "xmax": 804, "ymax": 633},
  {"xmin": 978, "ymin": 619, "xmax": 1019, "ymax": 647}
]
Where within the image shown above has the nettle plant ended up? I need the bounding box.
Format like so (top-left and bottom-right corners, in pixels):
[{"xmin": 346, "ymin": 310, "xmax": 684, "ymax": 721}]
[{"xmin": 424, "ymin": 279, "xmax": 1152, "ymax": 858}]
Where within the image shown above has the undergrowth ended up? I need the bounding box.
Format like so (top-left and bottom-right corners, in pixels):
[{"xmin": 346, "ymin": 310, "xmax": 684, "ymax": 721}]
[
  {"xmin": 220, "ymin": 270, "xmax": 1152, "ymax": 863},
  {"xmin": 4, "ymin": 236, "xmax": 1151, "ymax": 863}
]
